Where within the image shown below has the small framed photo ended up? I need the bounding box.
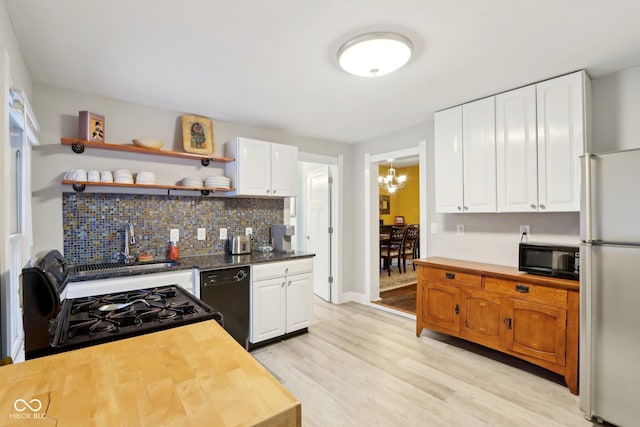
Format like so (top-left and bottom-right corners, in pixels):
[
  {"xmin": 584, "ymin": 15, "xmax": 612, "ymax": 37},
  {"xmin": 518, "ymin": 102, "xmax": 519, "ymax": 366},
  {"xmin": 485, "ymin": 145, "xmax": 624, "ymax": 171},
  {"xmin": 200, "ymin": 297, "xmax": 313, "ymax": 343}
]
[
  {"xmin": 394, "ymin": 215, "xmax": 406, "ymax": 225},
  {"xmin": 79, "ymin": 111, "xmax": 105, "ymax": 142},
  {"xmin": 181, "ymin": 115, "xmax": 214, "ymax": 155},
  {"xmin": 379, "ymin": 195, "xmax": 390, "ymax": 214}
]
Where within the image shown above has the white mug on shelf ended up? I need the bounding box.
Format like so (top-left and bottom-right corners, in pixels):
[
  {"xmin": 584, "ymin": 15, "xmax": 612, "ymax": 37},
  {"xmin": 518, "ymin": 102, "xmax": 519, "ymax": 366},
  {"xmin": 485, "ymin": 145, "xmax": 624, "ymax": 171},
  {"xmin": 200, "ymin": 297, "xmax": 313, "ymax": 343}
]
[
  {"xmin": 100, "ymin": 171, "xmax": 114, "ymax": 183},
  {"xmin": 64, "ymin": 169, "xmax": 87, "ymax": 181},
  {"xmin": 87, "ymin": 170, "xmax": 100, "ymax": 182}
]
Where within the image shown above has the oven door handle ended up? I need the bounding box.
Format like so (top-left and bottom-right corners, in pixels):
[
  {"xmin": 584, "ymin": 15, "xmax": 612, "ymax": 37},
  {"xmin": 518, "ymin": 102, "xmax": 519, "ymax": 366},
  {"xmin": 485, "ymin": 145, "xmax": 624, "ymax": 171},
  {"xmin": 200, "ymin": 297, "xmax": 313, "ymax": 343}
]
[{"xmin": 38, "ymin": 270, "xmax": 61, "ymax": 318}]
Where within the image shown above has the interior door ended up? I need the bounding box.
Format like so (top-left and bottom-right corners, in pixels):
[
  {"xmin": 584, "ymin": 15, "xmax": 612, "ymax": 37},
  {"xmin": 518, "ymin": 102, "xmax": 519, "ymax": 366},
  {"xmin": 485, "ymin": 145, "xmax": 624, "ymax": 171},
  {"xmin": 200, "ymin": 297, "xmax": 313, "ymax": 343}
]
[{"xmin": 304, "ymin": 165, "xmax": 331, "ymax": 301}]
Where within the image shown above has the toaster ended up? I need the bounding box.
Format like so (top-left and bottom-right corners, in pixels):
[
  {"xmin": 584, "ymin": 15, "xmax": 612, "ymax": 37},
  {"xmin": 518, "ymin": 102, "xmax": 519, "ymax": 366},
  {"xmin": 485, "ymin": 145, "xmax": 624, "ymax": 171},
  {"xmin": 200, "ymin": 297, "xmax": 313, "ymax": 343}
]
[{"xmin": 228, "ymin": 235, "xmax": 251, "ymax": 255}]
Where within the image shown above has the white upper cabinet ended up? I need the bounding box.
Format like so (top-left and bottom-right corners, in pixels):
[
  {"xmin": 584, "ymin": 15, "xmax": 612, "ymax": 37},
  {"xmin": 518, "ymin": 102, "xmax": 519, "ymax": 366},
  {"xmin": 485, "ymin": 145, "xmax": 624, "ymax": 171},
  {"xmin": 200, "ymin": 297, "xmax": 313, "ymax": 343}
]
[
  {"xmin": 536, "ymin": 71, "xmax": 588, "ymax": 212},
  {"xmin": 226, "ymin": 137, "xmax": 298, "ymax": 197},
  {"xmin": 270, "ymin": 142, "xmax": 298, "ymax": 197},
  {"xmin": 437, "ymin": 70, "xmax": 589, "ymax": 214},
  {"xmin": 497, "ymin": 71, "xmax": 588, "ymax": 212},
  {"xmin": 462, "ymin": 97, "xmax": 496, "ymax": 212},
  {"xmin": 496, "ymin": 85, "xmax": 538, "ymax": 212},
  {"xmin": 434, "ymin": 106, "xmax": 464, "ymax": 212},
  {"xmin": 435, "ymin": 97, "xmax": 496, "ymax": 213}
]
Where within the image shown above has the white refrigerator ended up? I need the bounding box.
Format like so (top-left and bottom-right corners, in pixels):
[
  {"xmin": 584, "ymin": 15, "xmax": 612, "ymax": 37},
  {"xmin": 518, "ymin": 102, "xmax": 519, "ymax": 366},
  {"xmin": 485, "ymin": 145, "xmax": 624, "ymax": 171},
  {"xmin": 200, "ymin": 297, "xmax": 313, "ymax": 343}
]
[{"xmin": 580, "ymin": 149, "xmax": 640, "ymax": 426}]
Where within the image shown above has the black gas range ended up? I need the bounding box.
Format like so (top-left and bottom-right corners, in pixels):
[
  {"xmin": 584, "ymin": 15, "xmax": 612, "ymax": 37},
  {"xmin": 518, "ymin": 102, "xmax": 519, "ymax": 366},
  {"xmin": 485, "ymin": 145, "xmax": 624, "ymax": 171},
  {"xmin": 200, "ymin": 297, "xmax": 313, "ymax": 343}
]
[{"xmin": 22, "ymin": 250, "xmax": 222, "ymax": 359}]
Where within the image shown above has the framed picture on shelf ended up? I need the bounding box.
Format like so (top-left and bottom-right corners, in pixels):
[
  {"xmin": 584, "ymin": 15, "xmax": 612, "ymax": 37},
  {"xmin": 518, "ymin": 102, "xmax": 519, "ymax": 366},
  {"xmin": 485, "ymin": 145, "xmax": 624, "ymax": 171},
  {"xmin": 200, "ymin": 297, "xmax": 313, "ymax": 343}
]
[
  {"xmin": 394, "ymin": 215, "xmax": 406, "ymax": 225},
  {"xmin": 379, "ymin": 195, "xmax": 390, "ymax": 214},
  {"xmin": 181, "ymin": 115, "xmax": 214, "ymax": 155},
  {"xmin": 79, "ymin": 111, "xmax": 105, "ymax": 142}
]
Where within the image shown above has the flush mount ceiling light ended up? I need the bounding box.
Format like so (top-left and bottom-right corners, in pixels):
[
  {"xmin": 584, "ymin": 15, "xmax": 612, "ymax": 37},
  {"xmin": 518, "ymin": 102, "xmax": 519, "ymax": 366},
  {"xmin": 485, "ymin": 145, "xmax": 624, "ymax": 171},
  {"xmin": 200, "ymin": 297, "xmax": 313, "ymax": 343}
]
[{"xmin": 338, "ymin": 32, "xmax": 413, "ymax": 77}]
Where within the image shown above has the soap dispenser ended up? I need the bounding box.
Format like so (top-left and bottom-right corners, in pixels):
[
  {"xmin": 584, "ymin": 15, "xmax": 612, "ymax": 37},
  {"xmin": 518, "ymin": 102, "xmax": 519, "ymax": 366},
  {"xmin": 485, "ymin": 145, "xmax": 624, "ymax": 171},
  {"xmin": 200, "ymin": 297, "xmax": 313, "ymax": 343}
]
[{"xmin": 168, "ymin": 241, "xmax": 180, "ymax": 260}]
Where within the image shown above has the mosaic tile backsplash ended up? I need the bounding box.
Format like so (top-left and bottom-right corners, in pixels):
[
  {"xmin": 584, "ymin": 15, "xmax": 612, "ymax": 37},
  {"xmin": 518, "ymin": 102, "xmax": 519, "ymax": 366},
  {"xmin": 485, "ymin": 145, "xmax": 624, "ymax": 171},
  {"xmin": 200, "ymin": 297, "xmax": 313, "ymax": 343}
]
[{"xmin": 63, "ymin": 193, "xmax": 284, "ymax": 265}]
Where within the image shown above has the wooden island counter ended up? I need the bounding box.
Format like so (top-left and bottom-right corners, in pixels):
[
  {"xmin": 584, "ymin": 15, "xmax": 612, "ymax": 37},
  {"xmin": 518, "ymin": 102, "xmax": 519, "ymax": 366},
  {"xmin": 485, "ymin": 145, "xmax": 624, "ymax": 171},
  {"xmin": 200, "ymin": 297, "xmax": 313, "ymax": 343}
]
[{"xmin": 0, "ymin": 321, "xmax": 301, "ymax": 426}]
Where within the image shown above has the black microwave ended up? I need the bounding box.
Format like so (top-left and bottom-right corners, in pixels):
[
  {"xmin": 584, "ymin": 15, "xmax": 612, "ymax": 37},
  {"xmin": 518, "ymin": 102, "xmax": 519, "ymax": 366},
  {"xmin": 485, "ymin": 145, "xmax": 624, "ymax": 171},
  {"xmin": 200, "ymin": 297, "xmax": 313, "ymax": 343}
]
[{"xmin": 518, "ymin": 242, "xmax": 580, "ymax": 280}]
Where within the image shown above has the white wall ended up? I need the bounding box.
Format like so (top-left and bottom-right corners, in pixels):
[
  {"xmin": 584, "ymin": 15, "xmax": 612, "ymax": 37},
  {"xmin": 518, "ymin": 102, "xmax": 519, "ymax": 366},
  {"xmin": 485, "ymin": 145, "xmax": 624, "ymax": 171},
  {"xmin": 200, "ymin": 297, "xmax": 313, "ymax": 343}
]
[
  {"xmin": 346, "ymin": 66, "xmax": 640, "ymax": 298},
  {"xmin": 30, "ymin": 84, "xmax": 355, "ymax": 291},
  {"xmin": 0, "ymin": 0, "xmax": 31, "ymax": 97},
  {"xmin": 592, "ymin": 65, "xmax": 640, "ymax": 152},
  {"xmin": 351, "ymin": 122, "xmax": 431, "ymax": 294}
]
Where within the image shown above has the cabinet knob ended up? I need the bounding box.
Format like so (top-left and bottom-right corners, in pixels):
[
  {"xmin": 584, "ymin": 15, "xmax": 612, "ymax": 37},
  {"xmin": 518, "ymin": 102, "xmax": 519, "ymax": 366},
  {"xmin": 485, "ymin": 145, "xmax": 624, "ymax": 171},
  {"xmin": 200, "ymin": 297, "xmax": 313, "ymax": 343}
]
[
  {"xmin": 285, "ymin": 268, "xmax": 289, "ymax": 274},
  {"xmin": 281, "ymin": 282, "xmax": 285, "ymax": 287},
  {"xmin": 266, "ymin": 189, "xmax": 270, "ymax": 193},
  {"xmin": 539, "ymin": 204, "xmax": 546, "ymax": 210},
  {"xmin": 287, "ymin": 281, "xmax": 291, "ymax": 287},
  {"xmin": 457, "ymin": 206, "xmax": 462, "ymax": 211},
  {"xmin": 273, "ymin": 189, "xmax": 277, "ymax": 194},
  {"xmin": 530, "ymin": 203, "xmax": 537, "ymax": 209},
  {"xmin": 463, "ymin": 206, "xmax": 468, "ymax": 211}
]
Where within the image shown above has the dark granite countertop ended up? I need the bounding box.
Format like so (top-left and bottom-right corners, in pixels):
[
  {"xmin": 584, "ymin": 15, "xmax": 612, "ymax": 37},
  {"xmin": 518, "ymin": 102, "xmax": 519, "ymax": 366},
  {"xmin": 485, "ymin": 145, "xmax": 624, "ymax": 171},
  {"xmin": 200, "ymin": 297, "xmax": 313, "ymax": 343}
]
[{"xmin": 69, "ymin": 251, "xmax": 315, "ymax": 282}]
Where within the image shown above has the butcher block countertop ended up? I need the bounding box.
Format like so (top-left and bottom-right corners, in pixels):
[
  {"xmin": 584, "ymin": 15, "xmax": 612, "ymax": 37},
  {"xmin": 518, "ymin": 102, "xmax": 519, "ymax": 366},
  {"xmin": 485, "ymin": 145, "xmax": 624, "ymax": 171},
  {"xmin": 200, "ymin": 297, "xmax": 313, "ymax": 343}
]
[
  {"xmin": 0, "ymin": 321, "xmax": 301, "ymax": 426},
  {"xmin": 413, "ymin": 257, "xmax": 579, "ymax": 291}
]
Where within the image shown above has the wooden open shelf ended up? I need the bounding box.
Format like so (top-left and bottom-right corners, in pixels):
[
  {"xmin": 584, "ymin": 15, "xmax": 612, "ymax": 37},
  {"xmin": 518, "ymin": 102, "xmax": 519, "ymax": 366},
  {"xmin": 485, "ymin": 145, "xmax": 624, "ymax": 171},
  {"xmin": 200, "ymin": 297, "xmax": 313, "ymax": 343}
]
[
  {"xmin": 62, "ymin": 180, "xmax": 234, "ymax": 196},
  {"xmin": 61, "ymin": 138, "xmax": 234, "ymax": 164}
]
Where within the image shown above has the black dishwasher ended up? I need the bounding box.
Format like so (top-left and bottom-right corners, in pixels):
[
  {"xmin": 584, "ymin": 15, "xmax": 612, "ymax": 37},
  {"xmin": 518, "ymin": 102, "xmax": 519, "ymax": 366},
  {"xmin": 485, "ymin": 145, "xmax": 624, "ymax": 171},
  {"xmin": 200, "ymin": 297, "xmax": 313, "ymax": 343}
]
[{"xmin": 200, "ymin": 266, "xmax": 250, "ymax": 349}]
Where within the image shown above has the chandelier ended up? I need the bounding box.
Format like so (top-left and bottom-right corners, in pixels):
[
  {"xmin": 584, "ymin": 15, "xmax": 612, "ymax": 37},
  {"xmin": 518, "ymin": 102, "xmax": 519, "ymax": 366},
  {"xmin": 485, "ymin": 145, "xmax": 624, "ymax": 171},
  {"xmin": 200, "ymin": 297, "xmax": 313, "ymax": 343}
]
[{"xmin": 378, "ymin": 160, "xmax": 407, "ymax": 193}]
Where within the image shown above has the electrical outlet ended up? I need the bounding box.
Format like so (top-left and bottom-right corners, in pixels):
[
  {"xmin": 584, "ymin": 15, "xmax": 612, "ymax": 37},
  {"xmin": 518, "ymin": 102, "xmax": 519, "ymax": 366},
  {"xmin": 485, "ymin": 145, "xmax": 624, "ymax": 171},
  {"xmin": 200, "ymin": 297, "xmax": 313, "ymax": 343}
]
[
  {"xmin": 245, "ymin": 227, "xmax": 252, "ymax": 236},
  {"xmin": 430, "ymin": 222, "xmax": 438, "ymax": 234},
  {"xmin": 219, "ymin": 228, "xmax": 227, "ymax": 240},
  {"xmin": 457, "ymin": 224, "xmax": 465, "ymax": 235},
  {"xmin": 197, "ymin": 228, "xmax": 206, "ymax": 241},
  {"xmin": 520, "ymin": 225, "xmax": 530, "ymax": 236},
  {"xmin": 170, "ymin": 228, "xmax": 179, "ymax": 242}
]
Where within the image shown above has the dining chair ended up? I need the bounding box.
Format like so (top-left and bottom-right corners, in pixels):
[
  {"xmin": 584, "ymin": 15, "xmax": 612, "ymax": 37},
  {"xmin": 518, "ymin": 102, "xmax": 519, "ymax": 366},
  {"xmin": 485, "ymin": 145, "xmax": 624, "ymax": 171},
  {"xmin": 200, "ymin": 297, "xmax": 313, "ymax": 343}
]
[
  {"xmin": 380, "ymin": 226, "xmax": 406, "ymax": 276},
  {"xmin": 401, "ymin": 225, "xmax": 419, "ymax": 272}
]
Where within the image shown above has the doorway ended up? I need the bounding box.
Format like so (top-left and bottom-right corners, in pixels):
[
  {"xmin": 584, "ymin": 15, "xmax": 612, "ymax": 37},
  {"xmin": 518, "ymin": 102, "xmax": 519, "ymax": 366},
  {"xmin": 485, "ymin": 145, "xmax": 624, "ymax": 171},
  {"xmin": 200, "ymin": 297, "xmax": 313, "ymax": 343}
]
[
  {"xmin": 296, "ymin": 153, "xmax": 341, "ymax": 304},
  {"xmin": 364, "ymin": 141, "xmax": 427, "ymax": 315}
]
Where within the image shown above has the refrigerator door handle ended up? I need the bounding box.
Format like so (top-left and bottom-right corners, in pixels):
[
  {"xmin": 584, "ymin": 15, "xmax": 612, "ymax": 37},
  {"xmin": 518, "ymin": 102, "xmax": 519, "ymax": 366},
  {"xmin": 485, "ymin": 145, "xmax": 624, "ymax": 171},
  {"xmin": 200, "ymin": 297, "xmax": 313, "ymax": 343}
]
[
  {"xmin": 583, "ymin": 153, "xmax": 593, "ymax": 243},
  {"xmin": 582, "ymin": 243, "xmax": 594, "ymax": 420}
]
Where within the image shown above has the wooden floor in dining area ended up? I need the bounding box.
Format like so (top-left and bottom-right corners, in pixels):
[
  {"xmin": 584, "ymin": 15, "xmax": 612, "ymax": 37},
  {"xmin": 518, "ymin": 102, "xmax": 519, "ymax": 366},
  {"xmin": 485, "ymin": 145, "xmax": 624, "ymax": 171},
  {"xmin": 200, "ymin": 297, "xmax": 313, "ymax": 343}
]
[
  {"xmin": 252, "ymin": 298, "xmax": 590, "ymax": 427},
  {"xmin": 376, "ymin": 283, "xmax": 417, "ymax": 314}
]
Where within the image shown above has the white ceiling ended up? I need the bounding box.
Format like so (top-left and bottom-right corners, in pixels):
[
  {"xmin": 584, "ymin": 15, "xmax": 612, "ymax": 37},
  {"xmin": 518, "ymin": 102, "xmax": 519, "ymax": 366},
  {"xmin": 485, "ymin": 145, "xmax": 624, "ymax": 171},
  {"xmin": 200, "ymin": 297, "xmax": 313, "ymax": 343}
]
[{"xmin": 6, "ymin": 0, "xmax": 640, "ymax": 143}]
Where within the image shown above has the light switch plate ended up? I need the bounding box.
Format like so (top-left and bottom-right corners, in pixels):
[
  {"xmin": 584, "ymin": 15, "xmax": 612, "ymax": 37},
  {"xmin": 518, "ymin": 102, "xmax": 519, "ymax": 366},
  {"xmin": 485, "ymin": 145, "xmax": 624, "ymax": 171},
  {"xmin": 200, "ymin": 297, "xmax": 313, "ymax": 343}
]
[
  {"xmin": 197, "ymin": 228, "xmax": 206, "ymax": 241},
  {"xmin": 430, "ymin": 223, "xmax": 438, "ymax": 234},
  {"xmin": 219, "ymin": 228, "xmax": 227, "ymax": 240},
  {"xmin": 170, "ymin": 228, "xmax": 180, "ymax": 242},
  {"xmin": 245, "ymin": 227, "xmax": 252, "ymax": 236}
]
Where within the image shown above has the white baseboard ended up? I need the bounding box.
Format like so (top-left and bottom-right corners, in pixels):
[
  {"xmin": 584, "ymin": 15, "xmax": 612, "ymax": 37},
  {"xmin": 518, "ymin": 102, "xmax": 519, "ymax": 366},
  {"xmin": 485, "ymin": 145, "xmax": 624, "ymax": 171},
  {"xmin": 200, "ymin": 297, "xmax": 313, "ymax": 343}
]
[{"xmin": 338, "ymin": 291, "xmax": 369, "ymax": 305}]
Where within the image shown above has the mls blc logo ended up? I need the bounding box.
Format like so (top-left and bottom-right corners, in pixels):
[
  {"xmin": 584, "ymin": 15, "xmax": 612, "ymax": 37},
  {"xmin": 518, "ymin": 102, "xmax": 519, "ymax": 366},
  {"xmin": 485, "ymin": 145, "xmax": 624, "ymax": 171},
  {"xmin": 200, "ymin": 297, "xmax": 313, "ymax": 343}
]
[
  {"xmin": 14, "ymin": 399, "xmax": 42, "ymax": 412},
  {"xmin": 10, "ymin": 398, "xmax": 45, "ymax": 420}
]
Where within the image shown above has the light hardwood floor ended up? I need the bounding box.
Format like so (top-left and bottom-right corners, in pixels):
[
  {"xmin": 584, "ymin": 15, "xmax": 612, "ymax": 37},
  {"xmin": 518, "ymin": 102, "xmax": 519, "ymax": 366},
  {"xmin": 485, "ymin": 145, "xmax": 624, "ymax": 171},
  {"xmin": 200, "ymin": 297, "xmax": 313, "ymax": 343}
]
[{"xmin": 252, "ymin": 298, "xmax": 595, "ymax": 427}]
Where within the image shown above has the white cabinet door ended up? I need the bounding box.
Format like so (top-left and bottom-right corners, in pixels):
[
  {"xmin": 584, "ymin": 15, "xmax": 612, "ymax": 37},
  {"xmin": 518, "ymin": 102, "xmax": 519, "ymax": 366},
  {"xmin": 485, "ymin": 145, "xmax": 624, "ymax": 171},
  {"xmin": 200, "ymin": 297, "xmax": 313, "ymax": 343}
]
[
  {"xmin": 230, "ymin": 137, "xmax": 271, "ymax": 196},
  {"xmin": 251, "ymin": 277, "xmax": 286, "ymax": 343},
  {"xmin": 537, "ymin": 71, "xmax": 586, "ymax": 212},
  {"xmin": 271, "ymin": 143, "xmax": 298, "ymax": 197},
  {"xmin": 434, "ymin": 106, "xmax": 464, "ymax": 213},
  {"xmin": 463, "ymin": 97, "xmax": 496, "ymax": 212},
  {"xmin": 227, "ymin": 137, "xmax": 298, "ymax": 197},
  {"xmin": 496, "ymin": 85, "xmax": 539, "ymax": 212},
  {"xmin": 285, "ymin": 273, "xmax": 313, "ymax": 333}
]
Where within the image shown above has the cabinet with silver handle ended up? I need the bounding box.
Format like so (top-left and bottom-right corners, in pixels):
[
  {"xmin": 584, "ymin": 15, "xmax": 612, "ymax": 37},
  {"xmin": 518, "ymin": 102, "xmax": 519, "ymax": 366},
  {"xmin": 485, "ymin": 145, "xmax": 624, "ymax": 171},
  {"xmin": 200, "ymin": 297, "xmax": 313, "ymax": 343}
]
[{"xmin": 250, "ymin": 258, "xmax": 313, "ymax": 344}]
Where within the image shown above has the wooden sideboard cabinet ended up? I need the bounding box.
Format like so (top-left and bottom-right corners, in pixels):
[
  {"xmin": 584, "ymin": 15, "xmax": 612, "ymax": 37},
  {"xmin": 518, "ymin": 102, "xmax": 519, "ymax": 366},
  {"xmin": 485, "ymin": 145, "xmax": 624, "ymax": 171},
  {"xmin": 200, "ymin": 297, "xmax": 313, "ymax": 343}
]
[{"xmin": 415, "ymin": 257, "xmax": 579, "ymax": 395}]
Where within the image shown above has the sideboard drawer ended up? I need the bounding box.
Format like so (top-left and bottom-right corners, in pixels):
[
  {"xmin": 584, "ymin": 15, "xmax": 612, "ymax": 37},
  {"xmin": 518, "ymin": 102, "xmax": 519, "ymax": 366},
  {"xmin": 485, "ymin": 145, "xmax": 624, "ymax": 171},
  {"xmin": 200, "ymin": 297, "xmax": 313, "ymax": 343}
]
[
  {"xmin": 484, "ymin": 277, "xmax": 567, "ymax": 308},
  {"xmin": 423, "ymin": 267, "xmax": 482, "ymax": 289}
]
